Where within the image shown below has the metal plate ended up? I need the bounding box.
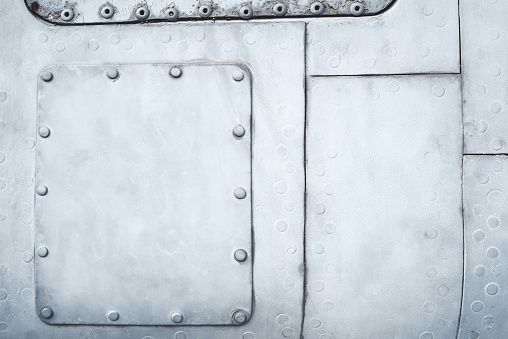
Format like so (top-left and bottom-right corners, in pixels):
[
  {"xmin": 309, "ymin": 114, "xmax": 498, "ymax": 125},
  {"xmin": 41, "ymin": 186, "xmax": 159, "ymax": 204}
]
[
  {"xmin": 35, "ymin": 64, "xmax": 252, "ymax": 325},
  {"xmin": 304, "ymin": 75, "xmax": 463, "ymax": 338},
  {"xmin": 25, "ymin": 0, "xmax": 395, "ymax": 24}
]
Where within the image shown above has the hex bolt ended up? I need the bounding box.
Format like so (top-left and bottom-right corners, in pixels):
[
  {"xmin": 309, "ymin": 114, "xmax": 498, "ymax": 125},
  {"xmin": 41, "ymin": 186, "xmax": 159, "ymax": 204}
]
[
  {"xmin": 101, "ymin": 4, "xmax": 115, "ymax": 19},
  {"xmin": 107, "ymin": 68, "xmax": 119, "ymax": 80},
  {"xmin": 233, "ymin": 125, "xmax": 245, "ymax": 138},
  {"xmin": 198, "ymin": 4, "xmax": 212, "ymax": 17},
  {"xmin": 37, "ymin": 246, "xmax": 49, "ymax": 258},
  {"xmin": 38, "ymin": 126, "xmax": 51, "ymax": 138},
  {"xmin": 171, "ymin": 312, "xmax": 183, "ymax": 323},
  {"xmin": 108, "ymin": 311, "xmax": 120, "ymax": 321},
  {"xmin": 135, "ymin": 6, "xmax": 150, "ymax": 20},
  {"xmin": 232, "ymin": 70, "xmax": 244, "ymax": 82},
  {"xmin": 61, "ymin": 8, "xmax": 74, "ymax": 21},
  {"xmin": 41, "ymin": 307, "xmax": 53, "ymax": 319},
  {"xmin": 166, "ymin": 8, "xmax": 179, "ymax": 20},
  {"xmin": 169, "ymin": 67, "xmax": 182, "ymax": 78},
  {"xmin": 234, "ymin": 249, "xmax": 248, "ymax": 262},
  {"xmin": 239, "ymin": 5, "xmax": 253, "ymax": 19},
  {"xmin": 234, "ymin": 188, "xmax": 247, "ymax": 200},
  {"xmin": 273, "ymin": 3, "xmax": 287, "ymax": 16},
  {"xmin": 350, "ymin": 2, "xmax": 365, "ymax": 16},
  {"xmin": 310, "ymin": 1, "xmax": 325, "ymax": 15},
  {"xmin": 36, "ymin": 185, "xmax": 48, "ymax": 196},
  {"xmin": 41, "ymin": 71, "xmax": 53, "ymax": 82},
  {"xmin": 232, "ymin": 310, "xmax": 248, "ymax": 324}
]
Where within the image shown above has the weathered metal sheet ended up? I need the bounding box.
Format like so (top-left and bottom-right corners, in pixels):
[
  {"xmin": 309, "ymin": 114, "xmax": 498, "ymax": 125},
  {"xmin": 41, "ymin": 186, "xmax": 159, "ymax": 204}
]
[
  {"xmin": 304, "ymin": 75, "xmax": 463, "ymax": 338},
  {"xmin": 0, "ymin": 0, "xmax": 305, "ymax": 335},
  {"xmin": 461, "ymin": 155, "xmax": 508, "ymax": 338},
  {"xmin": 35, "ymin": 64, "xmax": 252, "ymax": 325},
  {"xmin": 462, "ymin": 0, "xmax": 508, "ymax": 154},
  {"xmin": 25, "ymin": 0, "xmax": 395, "ymax": 24},
  {"xmin": 307, "ymin": 0, "xmax": 460, "ymax": 75}
]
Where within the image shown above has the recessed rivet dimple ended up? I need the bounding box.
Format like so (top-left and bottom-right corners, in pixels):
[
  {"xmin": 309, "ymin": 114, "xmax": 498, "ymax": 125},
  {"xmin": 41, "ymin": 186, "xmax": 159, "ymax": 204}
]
[
  {"xmin": 171, "ymin": 312, "xmax": 183, "ymax": 323},
  {"xmin": 232, "ymin": 310, "xmax": 248, "ymax": 324},
  {"xmin": 38, "ymin": 126, "xmax": 50, "ymax": 138},
  {"xmin": 38, "ymin": 246, "xmax": 49, "ymax": 258},
  {"xmin": 108, "ymin": 311, "xmax": 119, "ymax": 321},
  {"xmin": 37, "ymin": 185, "xmax": 48, "ymax": 196},
  {"xmin": 100, "ymin": 4, "xmax": 115, "ymax": 19},
  {"xmin": 234, "ymin": 188, "xmax": 247, "ymax": 199},
  {"xmin": 232, "ymin": 70, "xmax": 244, "ymax": 82},
  {"xmin": 166, "ymin": 8, "xmax": 179, "ymax": 20},
  {"xmin": 233, "ymin": 125, "xmax": 245, "ymax": 138},
  {"xmin": 41, "ymin": 71, "xmax": 53, "ymax": 82},
  {"xmin": 234, "ymin": 249, "xmax": 248, "ymax": 262},
  {"xmin": 170, "ymin": 67, "xmax": 182, "ymax": 78},
  {"xmin": 61, "ymin": 8, "xmax": 74, "ymax": 21},
  {"xmin": 107, "ymin": 68, "xmax": 119, "ymax": 80},
  {"xmin": 239, "ymin": 5, "xmax": 253, "ymax": 19},
  {"xmin": 41, "ymin": 307, "xmax": 53, "ymax": 319}
]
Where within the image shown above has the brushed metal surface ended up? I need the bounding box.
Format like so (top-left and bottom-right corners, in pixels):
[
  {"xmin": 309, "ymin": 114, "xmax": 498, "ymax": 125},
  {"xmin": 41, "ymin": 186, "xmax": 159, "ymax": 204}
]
[
  {"xmin": 35, "ymin": 64, "xmax": 252, "ymax": 325},
  {"xmin": 305, "ymin": 75, "xmax": 463, "ymax": 338}
]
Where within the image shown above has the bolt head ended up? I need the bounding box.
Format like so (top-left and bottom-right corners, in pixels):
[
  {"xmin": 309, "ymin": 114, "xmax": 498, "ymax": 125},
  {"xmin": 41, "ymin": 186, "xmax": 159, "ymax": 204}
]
[
  {"xmin": 232, "ymin": 70, "xmax": 244, "ymax": 82},
  {"xmin": 233, "ymin": 125, "xmax": 245, "ymax": 138},
  {"xmin": 41, "ymin": 307, "xmax": 53, "ymax": 319},
  {"xmin": 41, "ymin": 71, "xmax": 53, "ymax": 82},
  {"xmin": 36, "ymin": 185, "xmax": 48, "ymax": 196},
  {"xmin": 38, "ymin": 126, "xmax": 51, "ymax": 138},
  {"xmin": 170, "ymin": 67, "xmax": 182, "ymax": 78},
  {"xmin": 108, "ymin": 311, "xmax": 120, "ymax": 321},
  {"xmin": 234, "ymin": 188, "xmax": 247, "ymax": 199},
  {"xmin": 234, "ymin": 249, "xmax": 248, "ymax": 262},
  {"xmin": 233, "ymin": 310, "xmax": 248, "ymax": 324},
  {"xmin": 107, "ymin": 68, "xmax": 119, "ymax": 80},
  {"xmin": 37, "ymin": 246, "xmax": 49, "ymax": 258},
  {"xmin": 171, "ymin": 312, "xmax": 183, "ymax": 323}
]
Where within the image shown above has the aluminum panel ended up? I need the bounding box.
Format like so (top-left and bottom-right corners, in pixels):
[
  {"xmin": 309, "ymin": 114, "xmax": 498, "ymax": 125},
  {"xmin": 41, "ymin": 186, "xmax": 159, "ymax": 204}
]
[
  {"xmin": 307, "ymin": 0, "xmax": 460, "ymax": 75},
  {"xmin": 305, "ymin": 75, "xmax": 463, "ymax": 338},
  {"xmin": 462, "ymin": 0, "xmax": 508, "ymax": 154},
  {"xmin": 35, "ymin": 64, "xmax": 252, "ymax": 325},
  {"xmin": 461, "ymin": 155, "xmax": 508, "ymax": 338}
]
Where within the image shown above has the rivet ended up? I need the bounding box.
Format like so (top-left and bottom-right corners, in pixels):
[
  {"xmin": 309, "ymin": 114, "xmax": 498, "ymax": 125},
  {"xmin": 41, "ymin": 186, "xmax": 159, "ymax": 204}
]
[
  {"xmin": 61, "ymin": 8, "xmax": 74, "ymax": 21},
  {"xmin": 37, "ymin": 246, "xmax": 49, "ymax": 258},
  {"xmin": 350, "ymin": 2, "xmax": 365, "ymax": 16},
  {"xmin": 232, "ymin": 70, "xmax": 244, "ymax": 82},
  {"xmin": 232, "ymin": 310, "xmax": 248, "ymax": 324},
  {"xmin": 38, "ymin": 126, "xmax": 51, "ymax": 138},
  {"xmin": 239, "ymin": 5, "xmax": 253, "ymax": 19},
  {"xmin": 107, "ymin": 68, "xmax": 119, "ymax": 80},
  {"xmin": 234, "ymin": 188, "xmax": 247, "ymax": 199},
  {"xmin": 135, "ymin": 6, "xmax": 150, "ymax": 20},
  {"xmin": 171, "ymin": 312, "xmax": 183, "ymax": 323},
  {"xmin": 41, "ymin": 71, "xmax": 53, "ymax": 82},
  {"xmin": 310, "ymin": 2, "xmax": 324, "ymax": 15},
  {"xmin": 234, "ymin": 249, "xmax": 248, "ymax": 262},
  {"xmin": 41, "ymin": 307, "xmax": 53, "ymax": 319},
  {"xmin": 36, "ymin": 185, "xmax": 48, "ymax": 196},
  {"xmin": 100, "ymin": 4, "xmax": 115, "ymax": 19},
  {"xmin": 233, "ymin": 125, "xmax": 245, "ymax": 138},
  {"xmin": 273, "ymin": 3, "xmax": 287, "ymax": 16},
  {"xmin": 166, "ymin": 8, "xmax": 179, "ymax": 20},
  {"xmin": 198, "ymin": 4, "xmax": 212, "ymax": 17},
  {"xmin": 108, "ymin": 311, "xmax": 120, "ymax": 321},
  {"xmin": 169, "ymin": 67, "xmax": 182, "ymax": 78}
]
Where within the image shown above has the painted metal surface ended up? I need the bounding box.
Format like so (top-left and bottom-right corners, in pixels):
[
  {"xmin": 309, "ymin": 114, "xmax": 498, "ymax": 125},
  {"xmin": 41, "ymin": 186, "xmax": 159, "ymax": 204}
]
[
  {"xmin": 25, "ymin": 0, "xmax": 395, "ymax": 24},
  {"xmin": 305, "ymin": 75, "xmax": 463, "ymax": 338}
]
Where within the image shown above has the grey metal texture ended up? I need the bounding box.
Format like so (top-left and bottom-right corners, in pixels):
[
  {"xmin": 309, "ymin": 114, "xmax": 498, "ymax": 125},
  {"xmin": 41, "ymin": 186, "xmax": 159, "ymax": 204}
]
[
  {"xmin": 0, "ymin": 0, "xmax": 305, "ymax": 336},
  {"xmin": 461, "ymin": 0, "xmax": 508, "ymax": 154},
  {"xmin": 461, "ymin": 155, "xmax": 508, "ymax": 339},
  {"xmin": 25, "ymin": 0, "xmax": 395, "ymax": 23},
  {"xmin": 35, "ymin": 64, "xmax": 252, "ymax": 325},
  {"xmin": 305, "ymin": 75, "xmax": 463, "ymax": 338},
  {"xmin": 306, "ymin": 0, "xmax": 460, "ymax": 75}
]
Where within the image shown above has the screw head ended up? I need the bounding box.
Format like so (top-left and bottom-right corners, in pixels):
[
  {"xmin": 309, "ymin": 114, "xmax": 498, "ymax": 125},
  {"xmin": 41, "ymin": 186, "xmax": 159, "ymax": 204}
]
[
  {"xmin": 166, "ymin": 8, "xmax": 179, "ymax": 20},
  {"xmin": 61, "ymin": 8, "xmax": 74, "ymax": 21},
  {"xmin": 41, "ymin": 307, "xmax": 53, "ymax": 319},
  {"xmin": 41, "ymin": 71, "xmax": 53, "ymax": 82},
  {"xmin": 232, "ymin": 310, "xmax": 248, "ymax": 324},
  {"xmin": 171, "ymin": 312, "xmax": 183, "ymax": 323},
  {"xmin": 108, "ymin": 311, "xmax": 120, "ymax": 321},
  {"xmin": 273, "ymin": 3, "xmax": 287, "ymax": 16},
  {"xmin": 310, "ymin": 2, "xmax": 325, "ymax": 15},
  {"xmin": 135, "ymin": 6, "xmax": 150, "ymax": 19},
  {"xmin": 233, "ymin": 125, "xmax": 246, "ymax": 138},
  {"xmin": 38, "ymin": 246, "xmax": 49, "ymax": 258},
  {"xmin": 107, "ymin": 68, "xmax": 119, "ymax": 80},
  {"xmin": 234, "ymin": 188, "xmax": 247, "ymax": 199},
  {"xmin": 36, "ymin": 185, "xmax": 48, "ymax": 196},
  {"xmin": 169, "ymin": 67, "xmax": 182, "ymax": 78},
  {"xmin": 232, "ymin": 70, "xmax": 244, "ymax": 82},
  {"xmin": 38, "ymin": 126, "xmax": 51, "ymax": 138},
  {"xmin": 350, "ymin": 2, "xmax": 365, "ymax": 16},
  {"xmin": 198, "ymin": 4, "xmax": 212, "ymax": 17},
  {"xmin": 100, "ymin": 4, "xmax": 115, "ymax": 19},
  {"xmin": 234, "ymin": 249, "xmax": 248, "ymax": 262},
  {"xmin": 239, "ymin": 5, "xmax": 253, "ymax": 19}
]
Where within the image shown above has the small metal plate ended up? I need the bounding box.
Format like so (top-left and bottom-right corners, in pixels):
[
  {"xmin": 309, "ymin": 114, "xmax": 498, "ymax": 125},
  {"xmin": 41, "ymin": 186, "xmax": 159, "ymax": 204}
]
[{"xmin": 35, "ymin": 64, "xmax": 252, "ymax": 325}]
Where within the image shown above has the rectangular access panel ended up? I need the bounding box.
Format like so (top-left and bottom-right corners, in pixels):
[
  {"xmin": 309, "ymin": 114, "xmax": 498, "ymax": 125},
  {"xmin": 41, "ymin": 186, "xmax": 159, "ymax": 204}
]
[{"xmin": 34, "ymin": 64, "xmax": 252, "ymax": 325}]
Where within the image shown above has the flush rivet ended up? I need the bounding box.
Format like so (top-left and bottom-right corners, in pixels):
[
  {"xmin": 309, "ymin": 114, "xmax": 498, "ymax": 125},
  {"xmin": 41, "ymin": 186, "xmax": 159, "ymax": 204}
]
[
  {"xmin": 41, "ymin": 307, "xmax": 53, "ymax": 319},
  {"xmin": 171, "ymin": 312, "xmax": 183, "ymax": 323},
  {"xmin": 232, "ymin": 70, "xmax": 244, "ymax": 82},
  {"xmin": 61, "ymin": 8, "xmax": 74, "ymax": 21},
  {"xmin": 234, "ymin": 249, "xmax": 248, "ymax": 262},
  {"xmin": 234, "ymin": 188, "xmax": 247, "ymax": 199},
  {"xmin": 107, "ymin": 68, "xmax": 119, "ymax": 80},
  {"xmin": 38, "ymin": 246, "xmax": 49, "ymax": 258},
  {"xmin": 108, "ymin": 311, "xmax": 119, "ymax": 321},
  {"xmin": 37, "ymin": 185, "xmax": 48, "ymax": 196},
  {"xmin": 170, "ymin": 67, "xmax": 182, "ymax": 78},
  {"xmin": 232, "ymin": 310, "xmax": 248, "ymax": 324},
  {"xmin": 100, "ymin": 4, "xmax": 115, "ymax": 19},
  {"xmin": 39, "ymin": 126, "xmax": 50, "ymax": 138},
  {"xmin": 41, "ymin": 71, "xmax": 53, "ymax": 82},
  {"xmin": 233, "ymin": 125, "xmax": 245, "ymax": 138}
]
